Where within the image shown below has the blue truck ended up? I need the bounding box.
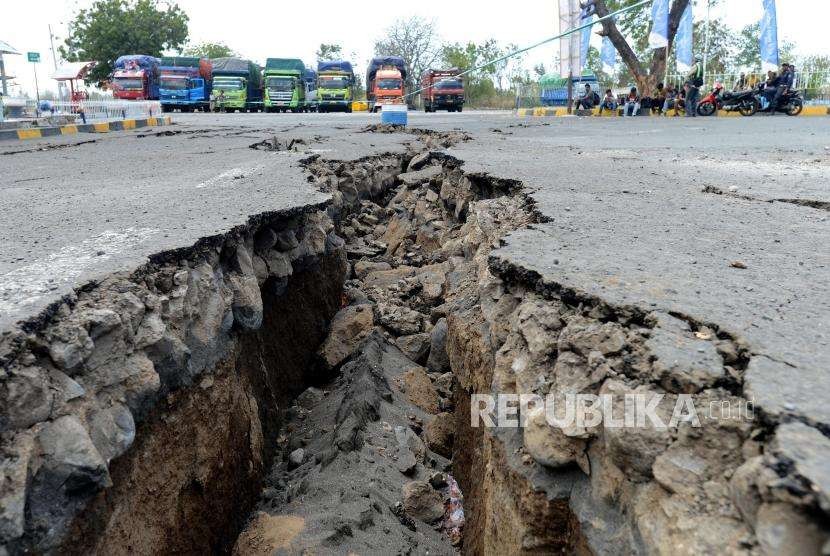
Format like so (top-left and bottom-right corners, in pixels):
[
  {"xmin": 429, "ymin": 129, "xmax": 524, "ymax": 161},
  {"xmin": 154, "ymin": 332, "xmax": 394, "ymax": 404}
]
[
  {"xmin": 304, "ymin": 68, "xmax": 318, "ymax": 112},
  {"xmin": 159, "ymin": 57, "xmax": 213, "ymax": 112}
]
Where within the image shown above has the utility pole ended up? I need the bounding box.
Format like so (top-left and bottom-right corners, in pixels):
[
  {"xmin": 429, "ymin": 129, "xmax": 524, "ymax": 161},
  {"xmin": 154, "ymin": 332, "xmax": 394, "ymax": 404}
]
[{"xmin": 702, "ymin": 0, "xmax": 711, "ymax": 85}]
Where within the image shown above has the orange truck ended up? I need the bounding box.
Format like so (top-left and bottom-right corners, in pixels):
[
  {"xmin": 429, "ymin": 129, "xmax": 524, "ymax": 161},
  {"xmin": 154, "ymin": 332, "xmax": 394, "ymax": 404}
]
[
  {"xmin": 366, "ymin": 56, "xmax": 407, "ymax": 113},
  {"xmin": 421, "ymin": 68, "xmax": 465, "ymax": 112}
]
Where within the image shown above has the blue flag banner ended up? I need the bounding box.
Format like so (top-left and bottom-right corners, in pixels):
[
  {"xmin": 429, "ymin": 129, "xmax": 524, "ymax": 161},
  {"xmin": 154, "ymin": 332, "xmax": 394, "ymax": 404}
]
[
  {"xmin": 648, "ymin": 0, "xmax": 670, "ymax": 49},
  {"xmin": 675, "ymin": 3, "xmax": 693, "ymax": 72},
  {"xmin": 760, "ymin": 0, "xmax": 779, "ymax": 71},
  {"xmin": 580, "ymin": 13, "xmax": 593, "ymax": 72},
  {"xmin": 601, "ymin": 36, "xmax": 616, "ymax": 74}
]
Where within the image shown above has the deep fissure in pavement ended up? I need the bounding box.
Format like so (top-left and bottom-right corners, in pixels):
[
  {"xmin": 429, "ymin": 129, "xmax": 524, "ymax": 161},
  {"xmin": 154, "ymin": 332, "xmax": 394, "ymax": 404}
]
[{"xmin": 3, "ymin": 127, "xmax": 827, "ymax": 555}]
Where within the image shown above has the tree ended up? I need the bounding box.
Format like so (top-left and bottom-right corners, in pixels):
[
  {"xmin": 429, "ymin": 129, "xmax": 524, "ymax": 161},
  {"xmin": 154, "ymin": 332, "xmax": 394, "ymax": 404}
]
[
  {"xmin": 733, "ymin": 23, "xmax": 796, "ymax": 72},
  {"xmin": 692, "ymin": 19, "xmax": 736, "ymax": 75},
  {"xmin": 60, "ymin": 0, "xmax": 189, "ymax": 85},
  {"xmin": 592, "ymin": 0, "xmax": 691, "ymax": 94},
  {"xmin": 316, "ymin": 43, "xmax": 343, "ymax": 62},
  {"xmin": 374, "ymin": 16, "xmax": 441, "ymax": 93},
  {"xmin": 183, "ymin": 42, "xmax": 236, "ymax": 59}
]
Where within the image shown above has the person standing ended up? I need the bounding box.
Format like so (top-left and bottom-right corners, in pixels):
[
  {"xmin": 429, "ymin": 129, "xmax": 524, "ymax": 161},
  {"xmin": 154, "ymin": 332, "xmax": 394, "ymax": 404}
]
[{"xmin": 685, "ymin": 56, "xmax": 704, "ymax": 117}]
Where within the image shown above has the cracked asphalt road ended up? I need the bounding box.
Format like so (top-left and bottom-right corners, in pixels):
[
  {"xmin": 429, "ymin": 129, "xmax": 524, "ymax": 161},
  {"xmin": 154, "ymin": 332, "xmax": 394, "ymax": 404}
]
[{"xmin": 2, "ymin": 111, "xmax": 828, "ymax": 429}]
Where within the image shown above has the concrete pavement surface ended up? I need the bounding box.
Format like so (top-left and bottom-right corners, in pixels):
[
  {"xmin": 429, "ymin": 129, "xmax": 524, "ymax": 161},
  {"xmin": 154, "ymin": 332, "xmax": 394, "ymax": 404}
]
[{"xmin": 2, "ymin": 110, "xmax": 828, "ymax": 430}]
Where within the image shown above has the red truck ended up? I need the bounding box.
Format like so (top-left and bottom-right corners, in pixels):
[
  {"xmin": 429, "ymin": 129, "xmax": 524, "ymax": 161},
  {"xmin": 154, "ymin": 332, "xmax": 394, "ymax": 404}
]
[
  {"xmin": 421, "ymin": 69, "xmax": 464, "ymax": 112},
  {"xmin": 111, "ymin": 55, "xmax": 160, "ymax": 100}
]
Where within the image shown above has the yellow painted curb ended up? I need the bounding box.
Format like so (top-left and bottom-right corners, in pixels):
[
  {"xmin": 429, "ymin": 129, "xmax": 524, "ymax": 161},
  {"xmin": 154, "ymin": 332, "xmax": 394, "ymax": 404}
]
[
  {"xmin": 148, "ymin": 117, "xmax": 158, "ymax": 126},
  {"xmin": 802, "ymin": 105, "xmax": 829, "ymax": 116},
  {"xmin": 351, "ymin": 101, "xmax": 369, "ymax": 112},
  {"xmin": 122, "ymin": 120, "xmax": 136, "ymax": 129},
  {"xmin": 17, "ymin": 129, "xmax": 42, "ymax": 139},
  {"xmin": 60, "ymin": 125, "xmax": 78, "ymax": 135},
  {"xmin": 93, "ymin": 122, "xmax": 110, "ymax": 133}
]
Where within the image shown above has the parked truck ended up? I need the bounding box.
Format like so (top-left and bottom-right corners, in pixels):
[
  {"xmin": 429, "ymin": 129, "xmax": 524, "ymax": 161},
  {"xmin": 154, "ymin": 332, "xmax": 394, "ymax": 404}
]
[
  {"xmin": 210, "ymin": 57, "xmax": 263, "ymax": 112},
  {"xmin": 304, "ymin": 68, "xmax": 318, "ymax": 112},
  {"xmin": 263, "ymin": 59, "xmax": 308, "ymax": 112},
  {"xmin": 159, "ymin": 56, "xmax": 212, "ymax": 112},
  {"xmin": 421, "ymin": 68, "xmax": 465, "ymax": 112},
  {"xmin": 111, "ymin": 55, "xmax": 160, "ymax": 100},
  {"xmin": 317, "ymin": 60, "xmax": 354, "ymax": 113},
  {"xmin": 366, "ymin": 56, "xmax": 407, "ymax": 113}
]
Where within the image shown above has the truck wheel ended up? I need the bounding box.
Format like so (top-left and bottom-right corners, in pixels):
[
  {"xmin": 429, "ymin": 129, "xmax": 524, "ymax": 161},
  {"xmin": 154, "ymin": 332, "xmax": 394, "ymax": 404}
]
[
  {"xmin": 346, "ymin": 106, "xmax": 352, "ymax": 113},
  {"xmin": 457, "ymin": 106, "xmax": 463, "ymax": 113}
]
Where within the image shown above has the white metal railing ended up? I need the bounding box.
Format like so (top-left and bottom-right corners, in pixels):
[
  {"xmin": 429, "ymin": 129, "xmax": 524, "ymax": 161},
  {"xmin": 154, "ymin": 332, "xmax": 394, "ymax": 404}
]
[
  {"xmin": 8, "ymin": 99, "xmax": 162, "ymax": 121},
  {"xmin": 41, "ymin": 100, "xmax": 162, "ymax": 122}
]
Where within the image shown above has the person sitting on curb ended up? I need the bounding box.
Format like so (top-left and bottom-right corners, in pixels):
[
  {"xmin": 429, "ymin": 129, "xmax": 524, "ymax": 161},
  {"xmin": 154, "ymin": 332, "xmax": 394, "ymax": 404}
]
[
  {"xmin": 597, "ymin": 89, "xmax": 618, "ymax": 115},
  {"xmin": 574, "ymin": 84, "xmax": 597, "ymax": 110},
  {"xmin": 624, "ymin": 87, "xmax": 640, "ymax": 117},
  {"xmin": 662, "ymin": 83, "xmax": 678, "ymax": 115},
  {"xmin": 651, "ymin": 82, "xmax": 666, "ymax": 114},
  {"xmin": 733, "ymin": 72, "xmax": 748, "ymax": 91}
]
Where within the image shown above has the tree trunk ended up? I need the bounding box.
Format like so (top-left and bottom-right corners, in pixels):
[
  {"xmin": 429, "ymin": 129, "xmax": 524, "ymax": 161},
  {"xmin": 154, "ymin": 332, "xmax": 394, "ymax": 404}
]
[{"xmin": 594, "ymin": 0, "xmax": 690, "ymax": 96}]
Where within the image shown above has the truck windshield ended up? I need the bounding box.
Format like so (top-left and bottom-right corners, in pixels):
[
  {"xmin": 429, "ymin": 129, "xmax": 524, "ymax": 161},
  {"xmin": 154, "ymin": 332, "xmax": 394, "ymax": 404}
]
[
  {"xmin": 320, "ymin": 77, "xmax": 349, "ymax": 89},
  {"xmin": 113, "ymin": 77, "xmax": 143, "ymax": 91},
  {"xmin": 160, "ymin": 76, "xmax": 188, "ymax": 90},
  {"xmin": 436, "ymin": 80, "xmax": 462, "ymax": 89},
  {"xmin": 214, "ymin": 77, "xmax": 244, "ymax": 91},
  {"xmin": 378, "ymin": 79, "xmax": 402, "ymax": 90},
  {"xmin": 267, "ymin": 77, "xmax": 294, "ymax": 91}
]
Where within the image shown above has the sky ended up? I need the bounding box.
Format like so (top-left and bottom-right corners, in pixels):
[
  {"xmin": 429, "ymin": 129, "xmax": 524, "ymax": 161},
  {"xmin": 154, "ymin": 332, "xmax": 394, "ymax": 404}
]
[{"xmin": 2, "ymin": 0, "xmax": 829, "ymax": 97}]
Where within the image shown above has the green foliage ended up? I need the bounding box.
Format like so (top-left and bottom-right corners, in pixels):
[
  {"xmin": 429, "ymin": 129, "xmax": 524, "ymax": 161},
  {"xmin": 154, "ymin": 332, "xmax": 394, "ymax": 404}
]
[
  {"xmin": 374, "ymin": 16, "xmax": 441, "ymax": 93},
  {"xmin": 733, "ymin": 23, "xmax": 760, "ymax": 69},
  {"xmin": 183, "ymin": 42, "xmax": 236, "ymax": 59},
  {"xmin": 692, "ymin": 19, "xmax": 735, "ymax": 74},
  {"xmin": 60, "ymin": 0, "xmax": 189, "ymax": 85},
  {"xmin": 316, "ymin": 43, "xmax": 343, "ymax": 62}
]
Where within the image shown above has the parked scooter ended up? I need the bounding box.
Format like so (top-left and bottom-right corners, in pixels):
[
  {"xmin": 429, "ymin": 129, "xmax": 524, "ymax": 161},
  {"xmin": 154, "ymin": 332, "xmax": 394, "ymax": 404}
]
[
  {"xmin": 697, "ymin": 82, "xmax": 759, "ymax": 116},
  {"xmin": 755, "ymin": 83, "xmax": 804, "ymax": 116}
]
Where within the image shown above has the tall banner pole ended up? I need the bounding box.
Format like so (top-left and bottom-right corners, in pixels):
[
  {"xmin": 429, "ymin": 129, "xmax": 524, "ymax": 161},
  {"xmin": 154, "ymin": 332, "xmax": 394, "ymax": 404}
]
[
  {"xmin": 760, "ymin": 0, "xmax": 779, "ymax": 72},
  {"xmin": 702, "ymin": 0, "xmax": 711, "ymax": 83}
]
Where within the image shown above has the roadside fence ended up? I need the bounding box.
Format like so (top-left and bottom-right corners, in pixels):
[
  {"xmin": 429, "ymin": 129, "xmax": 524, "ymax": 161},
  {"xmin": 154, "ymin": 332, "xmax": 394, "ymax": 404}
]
[{"xmin": 10, "ymin": 99, "xmax": 162, "ymax": 122}]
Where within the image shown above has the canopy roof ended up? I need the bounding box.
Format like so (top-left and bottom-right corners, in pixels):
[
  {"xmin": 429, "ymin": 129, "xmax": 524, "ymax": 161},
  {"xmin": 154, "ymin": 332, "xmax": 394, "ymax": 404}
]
[
  {"xmin": 0, "ymin": 40, "xmax": 20, "ymax": 55},
  {"xmin": 51, "ymin": 61, "xmax": 97, "ymax": 81}
]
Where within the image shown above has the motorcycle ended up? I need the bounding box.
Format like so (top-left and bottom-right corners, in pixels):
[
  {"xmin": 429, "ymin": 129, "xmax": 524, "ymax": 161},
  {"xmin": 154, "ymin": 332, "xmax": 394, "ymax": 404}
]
[
  {"xmin": 697, "ymin": 82, "xmax": 759, "ymax": 117},
  {"xmin": 755, "ymin": 84, "xmax": 804, "ymax": 116}
]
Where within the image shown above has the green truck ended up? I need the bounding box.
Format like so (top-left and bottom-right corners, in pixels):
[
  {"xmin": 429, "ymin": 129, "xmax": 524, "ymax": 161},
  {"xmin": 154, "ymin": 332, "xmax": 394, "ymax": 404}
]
[
  {"xmin": 210, "ymin": 58, "xmax": 263, "ymax": 112},
  {"xmin": 264, "ymin": 58, "xmax": 308, "ymax": 112},
  {"xmin": 317, "ymin": 60, "xmax": 354, "ymax": 113}
]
